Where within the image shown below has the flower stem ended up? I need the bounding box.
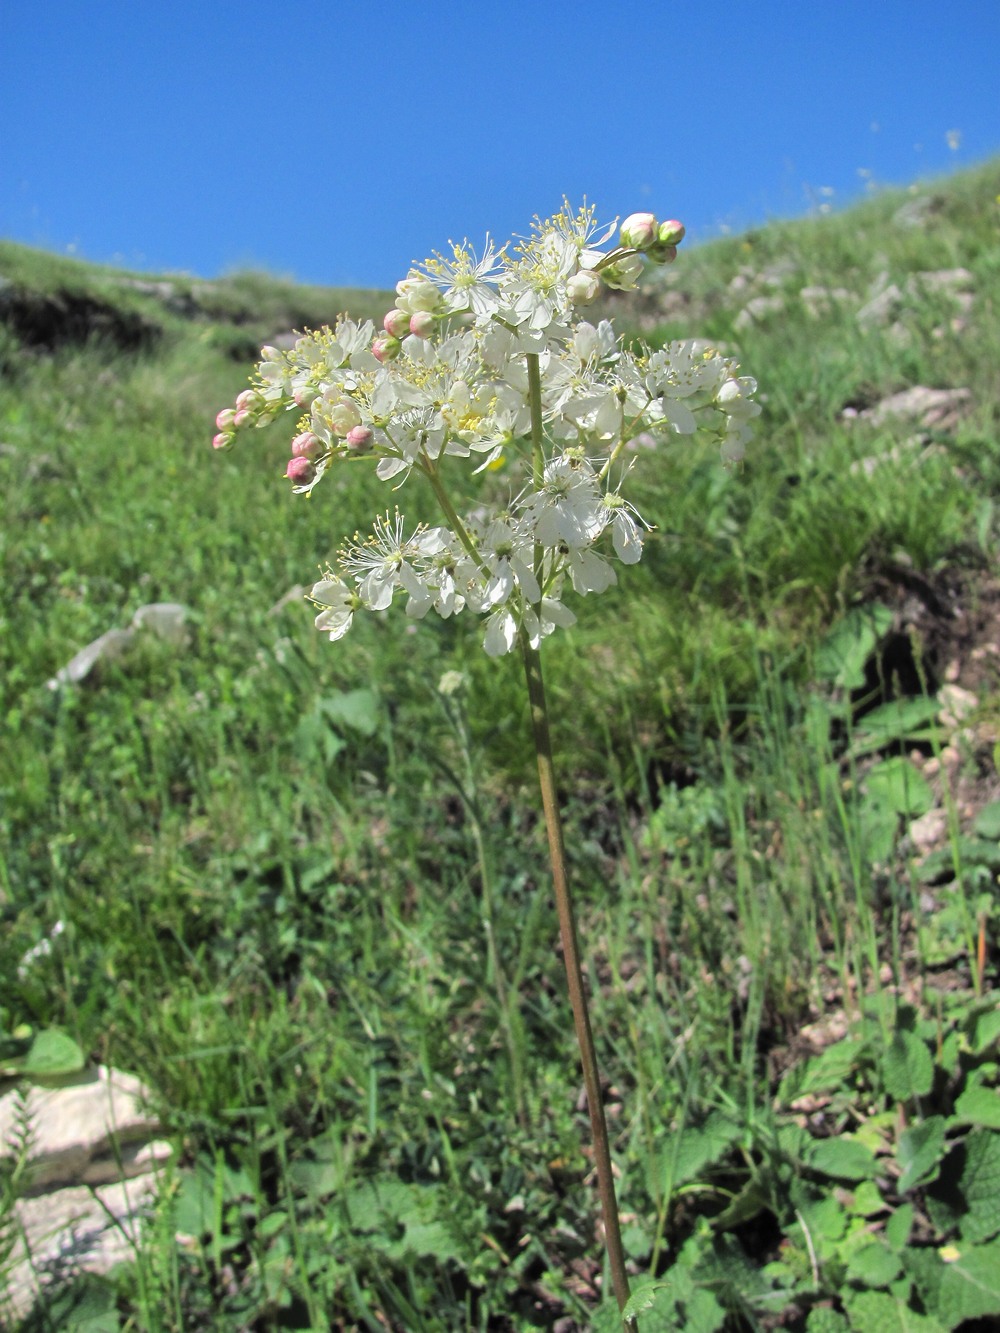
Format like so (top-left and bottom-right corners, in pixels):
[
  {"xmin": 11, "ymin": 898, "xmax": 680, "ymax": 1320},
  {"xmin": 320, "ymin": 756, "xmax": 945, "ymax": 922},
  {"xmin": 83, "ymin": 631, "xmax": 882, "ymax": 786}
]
[{"xmin": 519, "ymin": 633, "xmax": 636, "ymax": 1330}]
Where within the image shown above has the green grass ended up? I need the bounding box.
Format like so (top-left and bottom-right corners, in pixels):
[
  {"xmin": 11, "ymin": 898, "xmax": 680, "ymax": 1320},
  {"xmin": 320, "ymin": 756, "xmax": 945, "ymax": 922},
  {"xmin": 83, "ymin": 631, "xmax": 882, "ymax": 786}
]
[{"xmin": 3, "ymin": 159, "xmax": 1000, "ymax": 1330}]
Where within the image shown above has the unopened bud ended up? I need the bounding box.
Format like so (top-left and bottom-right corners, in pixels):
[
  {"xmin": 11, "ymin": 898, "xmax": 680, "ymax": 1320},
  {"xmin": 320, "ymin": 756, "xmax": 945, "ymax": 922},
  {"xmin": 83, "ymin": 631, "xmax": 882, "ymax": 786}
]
[
  {"xmin": 327, "ymin": 400, "xmax": 362, "ymax": 436},
  {"xmin": 285, "ymin": 456, "xmax": 315, "ymax": 483},
  {"xmin": 233, "ymin": 408, "xmax": 253, "ymax": 429},
  {"xmin": 372, "ymin": 335, "xmax": 401, "ymax": 363},
  {"xmin": 346, "ymin": 425, "xmax": 373, "ymax": 453},
  {"xmin": 395, "ymin": 275, "xmax": 440, "ymax": 314},
  {"xmin": 657, "ymin": 219, "xmax": 686, "ymax": 246},
  {"xmin": 294, "ymin": 385, "xmax": 318, "ymax": 408},
  {"xmin": 647, "ymin": 242, "xmax": 678, "ymax": 265},
  {"xmin": 620, "ymin": 212, "xmax": 659, "ymax": 251},
  {"xmin": 215, "ymin": 408, "xmax": 236, "ymax": 431},
  {"xmin": 409, "ymin": 311, "xmax": 435, "ymax": 339},
  {"xmin": 212, "ymin": 432, "xmax": 233, "ymax": 451},
  {"xmin": 292, "ymin": 431, "xmax": 322, "ymax": 459},
  {"xmin": 383, "ymin": 308, "xmax": 410, "ymax": 337},
  {"xmin": 235, "ymin": 390, "xmax": 256, "ymax": 412},
  {"xmin": 602, "ymin": 253, "xmax": 645, "ymax": 291},
  {"xmin": 566, "ymin": 271, "xmax": 602, "ymax": 306}
]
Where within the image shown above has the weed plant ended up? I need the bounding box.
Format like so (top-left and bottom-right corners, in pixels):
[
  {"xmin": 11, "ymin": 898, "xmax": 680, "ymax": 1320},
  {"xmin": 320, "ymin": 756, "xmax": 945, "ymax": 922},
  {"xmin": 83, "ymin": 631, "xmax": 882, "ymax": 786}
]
[{"xmin": 2, "ymin": 159, "xmax": 1000, "ymax": 1329}]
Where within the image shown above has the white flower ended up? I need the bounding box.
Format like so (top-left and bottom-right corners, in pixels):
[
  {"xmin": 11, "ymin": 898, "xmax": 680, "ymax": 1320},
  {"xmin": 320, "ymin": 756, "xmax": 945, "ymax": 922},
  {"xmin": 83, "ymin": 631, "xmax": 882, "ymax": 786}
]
[
  {"xmin": 475, "ymin": 515, "xmax": 541, "ymax": 609},
  {"xmin": 565, "ymin": 546, "xmax": 617, "ymax": 594},
  {"xmin": 520, "ymin": 455, "xmax": 606, "ymax": 549},
  {"xmin": 483, "ymin": 606, "xmax": 518, "ymax": 657},
  {"xmin": 522, "ymin": 596, "xmax": 577, "ymax": 648},
  {"xmin": 311, "ymin": 577, "xmax": 357, "ymax": 641},
  {"xmin": 340, "ymin": 512, "xmax": 449, "ymax": 610},
  {"xmin": 601, "ymin": 490, "xmax": 647, "ymax": 564},
  {"xmin": 420, "ymin": 238, "xmax": 506, "ymax": 318}
]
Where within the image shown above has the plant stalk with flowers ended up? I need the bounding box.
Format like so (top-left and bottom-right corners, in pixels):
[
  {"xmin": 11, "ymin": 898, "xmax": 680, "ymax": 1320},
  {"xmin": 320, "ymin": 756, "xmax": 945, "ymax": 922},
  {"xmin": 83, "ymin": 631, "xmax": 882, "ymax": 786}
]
[{"xmin": 214, "ymin": 203, "xmax": 759, "ymax": 1329}]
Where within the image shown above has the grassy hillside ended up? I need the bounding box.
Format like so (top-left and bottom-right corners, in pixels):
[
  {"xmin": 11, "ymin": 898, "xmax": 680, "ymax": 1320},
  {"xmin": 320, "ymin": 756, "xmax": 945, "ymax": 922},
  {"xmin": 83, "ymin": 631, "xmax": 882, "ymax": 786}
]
[{"xmin": 2, "ymin": 159, "xmax": 1000, "ymax": 1330}]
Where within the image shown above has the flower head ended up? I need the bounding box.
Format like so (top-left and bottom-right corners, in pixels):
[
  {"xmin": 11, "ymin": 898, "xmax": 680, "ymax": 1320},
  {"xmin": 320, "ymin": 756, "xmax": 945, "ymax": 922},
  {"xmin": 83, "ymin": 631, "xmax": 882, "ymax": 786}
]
[{"xmin": 213, "ymin": 200, "xmax": 758, "ymax": 656}]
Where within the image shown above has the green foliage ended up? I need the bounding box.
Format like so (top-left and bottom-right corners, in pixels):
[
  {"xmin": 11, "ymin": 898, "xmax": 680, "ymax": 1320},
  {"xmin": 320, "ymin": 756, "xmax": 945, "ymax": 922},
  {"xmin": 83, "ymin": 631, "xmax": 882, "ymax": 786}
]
[{"xmin": 3, "ymin": 158, "xmax": 1000, "ymax": 1328}]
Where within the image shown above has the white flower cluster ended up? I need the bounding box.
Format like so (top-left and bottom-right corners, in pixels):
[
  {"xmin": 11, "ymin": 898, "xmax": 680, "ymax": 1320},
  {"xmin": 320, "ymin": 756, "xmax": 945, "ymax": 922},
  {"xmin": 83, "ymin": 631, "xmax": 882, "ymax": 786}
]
[{"xmin": 214, "ymin": 205, "xmax": 760, "ymax": 656}]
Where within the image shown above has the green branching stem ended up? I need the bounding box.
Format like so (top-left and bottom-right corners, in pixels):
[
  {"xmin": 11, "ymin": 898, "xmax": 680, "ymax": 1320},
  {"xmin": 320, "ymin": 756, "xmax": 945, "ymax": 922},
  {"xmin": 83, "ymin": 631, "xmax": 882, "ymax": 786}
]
[
  {"xmin": 419, "ymin": 457, "xmax": 489, "ymax": 574},
  {"xmin": 526, "ymin": 353, "xmax": 545, "ymax": 491},
  {"xmin": 519, "ymin": 633, "xmax": 636, "ymax": 1330}
]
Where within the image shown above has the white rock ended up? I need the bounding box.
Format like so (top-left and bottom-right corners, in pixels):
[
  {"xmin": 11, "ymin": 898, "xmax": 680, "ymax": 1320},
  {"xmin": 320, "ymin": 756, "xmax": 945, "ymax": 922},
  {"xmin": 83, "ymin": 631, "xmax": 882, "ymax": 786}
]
[
  {"xmin": 47, "ymin": 627, "xmax": 135, "ymax": 689},
  {"xmin": 0, "ymin": 1066, "xmax": 163, "ymax": 1191},
  {"xmin": 906, "ymin": 268, "xmax": 974, "ymax": 297},
  {"xmin": 859, "ymin": 386, "xmax": 972, "ymax": 432},
  {"xmin": 909, "ymin": 809, "xmax": 948, "ymax": 854},
  {"xmin": 938, "ymin": 683, "xmax": 979, "ymax": 728},
  {"xmin": 3, "ymin": 1175, "xmax": 160, "ymax": 1319},
  {"xmin": 857, "ymin": 283, "xmax": 903, "ymax": 327},
  {"xmin": 46, "ymin": 602, "xmax": 192, "ymax": 688},
  {"xmin": 0, "ymin": 1066, "xmax": 171, "ymax": 1320},
  {"xmin": 131, "ymin": 601, "xmax": 189, "ymax": 645},
  {"xmin": 732, "ymin": 295, "xmax": 785, "ymax": 330}
]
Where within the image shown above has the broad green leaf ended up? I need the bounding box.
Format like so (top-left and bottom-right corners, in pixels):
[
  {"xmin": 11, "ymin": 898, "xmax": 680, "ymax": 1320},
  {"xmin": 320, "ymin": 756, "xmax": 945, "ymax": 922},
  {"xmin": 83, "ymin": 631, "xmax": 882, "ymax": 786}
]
[
  {"xmin": 318, "ymin": 688, "xmax": 379, "ymax": 735},
  {"xmin": 399, "ymin": 1218, "xmax": 465, "ymax": 1262},
  {"xmin": 917, "ymin": 837, "xmax": 1000, "ymax": 884},
  {"xmin": 886, "ymin": 1203, "xmax": 915, "ymax": 1251},
  {"xmin": 966, "ymin": 1004, "xmax": 1000, "ymax": 1055},
  {"xmin": 5, "ymin": 1028, "xmax": 86, "ymax": 1078},
  {"xmin": 847, "ymin": 1239, "xmax": 903, "ymax": 1286},
  {"xmin": 288, "ymin": 1157, "xmax": 339, "ymax": 1199},
  {"xmin": 795, "ymin": 1190, "xmax": 848, "ymax": 1247},
  {"xmin": 778, "ymin": 1038, "xmax": 867, "ymax": 1102},
  {"xmin": 622, "ymin": 1282, "xmax": 670, "ymax": 1317},
  {"xmin": 662, "ymin": 1110, "xmax": 742, "ymax": 1189},
  {"xmin": 849, "ymin": 697, "xmax": 941, "ymax": 758},
  {"xmin": 882, "ymin": 1031, "xmax": 934, "ymax": 1102},
  {"xmin": 859, "ymin": 807, "xmax": 900, "ymax": 863},
  {"xmin": 952, "ymin": 1084, "xmax": 1000, "ymax": 1130},
  {"xmin": 973, "ymin": 799, "xmax": 1000, "ymax": 840},
  {"xmin": 906, "ymin": 1238, "xmax": 1000, "ymax": 1324},
  {"xmin": 805, "ymin": 1308, "xmax": 850, "ymax": 1333},
  {"xmin": 814, "ymin": 604, "xmax": 894, "ymax": 690},
  {"xmin": 959, "ymin": 1130, "xmax": 1000, "ymax": 1243},
  {"xmin": 863, "ymin": 757, "xmax": 933, "ymax": 818},
  {"xmin": 897, "ymin": 1117, "xmax": 948, "ymax": 1193},
  {"xmin": 843, "ymin": 1286, "xmax": 945, "ymax": 1332},
  {"xmin": 807, "ymin": 1136, "xmax": 878, "ymax": 1182},
  {"xmin": 850, "ymin": 1180, "xmax": 886, "ymax": 1218}
]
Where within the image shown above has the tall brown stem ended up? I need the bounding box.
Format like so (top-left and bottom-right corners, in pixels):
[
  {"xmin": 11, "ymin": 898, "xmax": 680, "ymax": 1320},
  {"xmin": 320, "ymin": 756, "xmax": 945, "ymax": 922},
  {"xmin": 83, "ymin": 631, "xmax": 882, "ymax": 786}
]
[{"xmin": 520, "ymin": 633, "xmax": 636, "ymax": 1330}]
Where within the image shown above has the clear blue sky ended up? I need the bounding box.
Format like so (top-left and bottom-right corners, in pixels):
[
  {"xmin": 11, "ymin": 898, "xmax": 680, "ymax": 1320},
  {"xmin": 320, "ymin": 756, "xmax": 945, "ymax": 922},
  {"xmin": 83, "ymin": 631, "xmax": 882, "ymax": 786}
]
[{"xmin": 2, "ymin": 2, "xmax": 998, "ymax": 290}]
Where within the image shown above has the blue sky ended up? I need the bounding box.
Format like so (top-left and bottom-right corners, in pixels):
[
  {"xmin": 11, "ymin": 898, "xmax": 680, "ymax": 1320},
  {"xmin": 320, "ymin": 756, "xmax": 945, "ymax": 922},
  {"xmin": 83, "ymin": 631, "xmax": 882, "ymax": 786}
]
[{"xmin": 2, "ymin": 3, "xmax": 998, "ymax": 290}]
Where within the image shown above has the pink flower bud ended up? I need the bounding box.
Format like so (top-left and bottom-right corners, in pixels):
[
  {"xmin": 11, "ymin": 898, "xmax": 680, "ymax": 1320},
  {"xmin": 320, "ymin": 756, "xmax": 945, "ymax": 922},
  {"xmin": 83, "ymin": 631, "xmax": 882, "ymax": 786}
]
[
  {"xmin": 372, "ymin": 335, "xmax": 401, "ymax": 363},
  {"xmin": 346, "ymin": 425, "xmax": 373, "ymax": 453},
  {"xmin": 235, "ymin": 390, "xmax": 256, "ymax": 412},
  {"xmin": 294, "ymin": 385, "xmax": 318, "ymax": 407},
  {"xmin": 212, "ymin": 432, "xmax": 233, "ymax": 451},
  {"xmin": 408, "ymin": 311, "xmax": 435, "ymax": 339},
  {"xmin": 383, "ymin": 308, "xmax": 410, "ymax": 337},
  {"xmin": 285, "ymin": 456, "xmax": 315, "ymax": 483},
  {"xmin": 215, "ymin": 407, "xmax": 236, "ymax": 431},
  {"xmin": 620, "ymin": 212, "xmax": 659, "ymax": 251},
  {"xmin": 292, "ymin": 431, "xmax": 321, "ymax": 459},
  {"xmin": 657, "ymin": 219, "xmax": 686, "ymax": 246},
  {"xmin": 233, "ymin": 408, "xmax": 252, "ymax": 429}
]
